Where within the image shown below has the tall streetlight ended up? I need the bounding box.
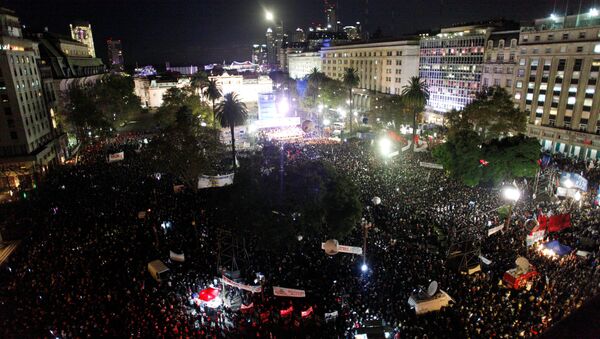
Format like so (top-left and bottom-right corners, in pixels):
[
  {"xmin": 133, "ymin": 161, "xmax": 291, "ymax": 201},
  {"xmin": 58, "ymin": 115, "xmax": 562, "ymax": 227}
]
[
  {"xmin": 362, "ymin": 196, "xmax": 381, "ymax": 273},
  {"xmin": 502, "ymin": 185, "xmax": 520, "ymax": 229}
]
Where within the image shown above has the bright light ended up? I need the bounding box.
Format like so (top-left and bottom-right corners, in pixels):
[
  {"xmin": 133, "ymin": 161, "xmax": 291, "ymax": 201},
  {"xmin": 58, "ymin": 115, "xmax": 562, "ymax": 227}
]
[
  {"xmin": 337, "ymin": 107, "xmax": 346, "ymax": 117},
  {"xmin": 265, "ymin": 11, "xmax": 274, "ymax": 21},
  {"xmin": 323, "ymin": 118, "xmax": 331, "ymax": 126},
  {"xmin": 378, "ymin": 138, "xmax": 392, "ymax": 157},
  {"xmin": 277, "ymin": 99, "xmax": 289, "ymax": 115},
  {"xmin": 200, "ymin": 122, "xmax": 207, "ymax": 127},
  {"xmin": 563, "ymin": 179, "xmax": 574, "ymax": 188},
  {"xmin": 550, "ymin": 13, "xmax": 560, "ymax": 22},
  {"xmin": 318, "ymin": 104, "xmax": 324, "ymax": 111},
  {"xmin": 590, "ymin": 8, "xmax": 599, "ymax": 17},
  {"xmin": 361, "ymin": 263, "xmax": 368, "ymax": 272},
  {"xmin": 502, "ymin": 186, "xmax": 521, "ymax": 202},
  {"xmin": 574, "ymin": 191, "xmax": 582, "ymax": 201}
]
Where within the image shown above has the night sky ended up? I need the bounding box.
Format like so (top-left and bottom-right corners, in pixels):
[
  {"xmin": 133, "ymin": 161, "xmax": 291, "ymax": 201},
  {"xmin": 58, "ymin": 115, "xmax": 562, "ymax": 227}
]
[{"xmin": 2, "ymin": 0, "xmax": 584, "ymax": 66}]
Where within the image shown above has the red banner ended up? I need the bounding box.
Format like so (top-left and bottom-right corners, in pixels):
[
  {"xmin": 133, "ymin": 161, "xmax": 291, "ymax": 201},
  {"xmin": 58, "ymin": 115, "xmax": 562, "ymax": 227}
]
[
  {"xmin": 280, "ymin": 306, "xmax": 294, "ymax": 317},
  {"xmin": 538, "ymin": 214, "xmax": 571, "ymax": 232},
  {"xmin": 548, "ymin": 214, "xmax": 571, "ymax": 232},
  {"xmin": 301, "ymin": 306, "xmax": 313, "ymax": 318}
]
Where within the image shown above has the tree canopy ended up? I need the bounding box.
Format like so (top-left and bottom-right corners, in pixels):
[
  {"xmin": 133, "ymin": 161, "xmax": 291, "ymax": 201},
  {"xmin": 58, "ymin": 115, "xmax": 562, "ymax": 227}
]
[
  {"xmin": 446, "ymin": 86, "xmax": 526, "ymax": 142},
  {"xmin": 156, "ymin": 86, "xmax": 212, "ymax": 128}
]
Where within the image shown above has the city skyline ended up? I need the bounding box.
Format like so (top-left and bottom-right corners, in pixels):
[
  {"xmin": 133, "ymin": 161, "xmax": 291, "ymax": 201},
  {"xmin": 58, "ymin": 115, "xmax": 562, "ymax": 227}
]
[{"xmin": 6, "ymin": 0, "xmax": 563, "ymax": 65}]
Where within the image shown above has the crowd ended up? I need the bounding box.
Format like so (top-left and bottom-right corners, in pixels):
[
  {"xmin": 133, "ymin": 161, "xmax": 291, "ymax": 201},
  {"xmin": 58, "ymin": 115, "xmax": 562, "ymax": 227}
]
[{"xmin": 0, "ymin": 134, "xmax": 599, "ymax": 338}]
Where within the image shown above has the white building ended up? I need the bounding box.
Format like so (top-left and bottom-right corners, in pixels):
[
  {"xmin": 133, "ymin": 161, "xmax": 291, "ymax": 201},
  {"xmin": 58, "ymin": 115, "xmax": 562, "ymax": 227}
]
[
  {"xmin": 209, "ymin": 72, "xmax": 272, "ymax": 103},
  {"xmin": 320, "ymin": 40, "xmax": 420, "ymax": 111},
  {"xmin": 288, "ymin": 52, "xmax": 321, "ymax": 79},
  {"xmin": 134, "ymin": 77, "xmax": 191, "ymax": 108},
  {"xmin": 0, "ymin": 8, "xmax": 60, "ymax": 190},
  {"xmin": 69, "ymin": 21, "xmax": 96, "ymax": 58}
]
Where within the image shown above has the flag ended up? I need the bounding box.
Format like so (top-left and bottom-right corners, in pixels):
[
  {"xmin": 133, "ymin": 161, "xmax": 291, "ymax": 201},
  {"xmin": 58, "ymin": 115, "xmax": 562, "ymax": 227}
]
[{"xmin": 479, "ymin": 159, "xmax": 489, "ymax": 166}]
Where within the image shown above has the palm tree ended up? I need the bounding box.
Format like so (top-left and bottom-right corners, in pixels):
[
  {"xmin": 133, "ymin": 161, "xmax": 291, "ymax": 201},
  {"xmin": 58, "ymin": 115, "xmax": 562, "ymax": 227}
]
[
  {"xmin": 203, "ymin": 79, "xmax": 222, "ymax": 129},
  {"xmin": 190, "ymin": 71, "xmax": 209, "ymax": 94},
  {"xmin": 307, "ymin": 68, "xmax": 326, "ymax": 114},
  {"xmin": 342, "ymin": 68, "xmax": 359, "ymax": 133},
  {"xmin": 401, "ymin": 76, "xmax": 429, "ymax": 151},
  {"xmin": 215, "ymin": 93, "xmax": 248, "ymax": 171}
]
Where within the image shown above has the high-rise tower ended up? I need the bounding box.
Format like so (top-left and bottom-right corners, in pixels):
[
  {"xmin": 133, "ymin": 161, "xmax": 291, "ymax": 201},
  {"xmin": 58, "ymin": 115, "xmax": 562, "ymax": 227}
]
[{"xmin": 69, "ymin": 21, "xmax": 96, "ymax": 57}]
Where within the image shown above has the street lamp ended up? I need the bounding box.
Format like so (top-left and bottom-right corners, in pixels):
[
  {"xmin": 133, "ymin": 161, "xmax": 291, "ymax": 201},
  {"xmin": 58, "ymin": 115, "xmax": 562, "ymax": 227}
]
[
  {"xmin": 265, "ymin": 10, "xmax": 274, "ymax": 21},
  {"xmin": 502, "ymin": 185, "xmax": 520, "ymax": 229}
]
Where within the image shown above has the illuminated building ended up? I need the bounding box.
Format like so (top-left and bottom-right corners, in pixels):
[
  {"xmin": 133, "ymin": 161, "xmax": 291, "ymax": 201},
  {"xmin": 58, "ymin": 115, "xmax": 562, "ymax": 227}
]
[
  {"xmin": 517, "ymin": 11, "xmax": 600, "ymax": 158},
  {"xmin": 107, "ymin": 38, "xmax": 124, "ymax": 72},
  {"xmin": 279, "ymin": 42, "xmax": 305, "ymax": 72},
  {"xmin": 292, "ymin": 28, "xmax": 306, "ymax": 43},
  {"xmin": 481, "ymin": 30, "xmax": 519, "ymax": 95},
  {"xmin": 252, "ymin": 44, "xmax": 268, "ymax": 68},
  {"xmin": 288, "ymin": 52, "xmax": 321, "ymax": 79},
  {"xmin": 165, "ymin": 62, "xmax": 199, "ymax": 75},
  {"xmin": 320, "ymin": 40, "xmax": 420, "ymax": 111},
  {"xmin": 343, "ymin": 25, "xmax": 361, "ymax": 41},
  {"xmin": 325, "ymin": 2, "xmax": 337, "ymax": 32},
  {"xmin": 0, "ymin": 8, "xmax": 62, "ymax": 191},
  {"xmin": 69, "ymin": 21, "xmax": 96, "ymax": 57},
  {"xmin": 134, "ymin": 77, "xmax": 191, "ymax": 108},
  {"xmin": 266, "ymin": 24, "xmax": 284, "ymax": 69}
]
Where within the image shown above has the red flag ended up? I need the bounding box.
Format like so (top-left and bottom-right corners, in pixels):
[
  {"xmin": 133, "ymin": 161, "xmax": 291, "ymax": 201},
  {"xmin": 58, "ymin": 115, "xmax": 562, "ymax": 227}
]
[
  {"xmin": 479, "ymin": 159, "xmax": 489, "ymax": 166},
  {"xmin": 301, "ymin": 306, "xmax": 313, "ymax": 318},
  {"xmin": 280, "ymin": 306, "xmax": 294, "ymax": 317},
  {"xmin": 537, "ymin": 215, "xmax": 548, "ymax": 231},
  {"xmin": 548, "ymin": 214, "xmax": 571, "ymax": 232}
]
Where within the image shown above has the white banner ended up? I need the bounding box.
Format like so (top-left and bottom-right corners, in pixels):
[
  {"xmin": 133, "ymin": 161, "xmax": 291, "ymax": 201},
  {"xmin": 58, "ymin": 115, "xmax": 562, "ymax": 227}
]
[
  {"xmin": 478, "ymin": 255, "xmax": 492, "ymax": 265},
  {"xmin": 526, "ymin": 230, "xmax": 545, "ymax": 246},
  {"xmin": 198, "ymin": 173, "xmax": 234, "ymax": 189},
  {"xmin": 221, "ymin": 275, "xmax": 262, "ymax": 293},
  {"xmin": 487, "ymin": 225, "xmax": 504, "ymax": 236},
  {"xmin": 273, "ymin": 286, "xmax": 306, "ymax": 298},
  {"xmin": 108, "ymin": 152, "xmax": 125, "ymax": 163},
  {"xmin": 170, "ymin": 251, "xmax": 185, "ymax": 262},
  {"xmin": 324, "ymin": 311, "xmax": 338, "ymax": 322},
  {"xmin": 419, "ymin": 161, "xmax": 444, "ymax": 170},
  {"xmin": 321, "ymin": 243, "xmax": 363, "ymax": 255}
]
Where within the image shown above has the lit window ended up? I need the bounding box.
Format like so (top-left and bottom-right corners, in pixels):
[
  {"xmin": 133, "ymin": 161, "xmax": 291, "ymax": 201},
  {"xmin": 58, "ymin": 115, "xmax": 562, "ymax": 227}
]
[
  {"xmin": 595, "ymin": 44, "xmax": 600, "ymax": 53},
  {"xmin": 567, "ymin": 97, "xmax": 576, "ymax": 105}
]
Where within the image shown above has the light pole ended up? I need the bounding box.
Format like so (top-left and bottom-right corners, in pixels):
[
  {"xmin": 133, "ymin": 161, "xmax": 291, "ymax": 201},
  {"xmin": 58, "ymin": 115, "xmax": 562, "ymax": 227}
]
[
  {"xmin": 502, "ymin": 185, "xmax": 521, "ymax": 229},
  {"xmin": 362, "ymin": 196, "xmax": 381, "ymax": 272}
]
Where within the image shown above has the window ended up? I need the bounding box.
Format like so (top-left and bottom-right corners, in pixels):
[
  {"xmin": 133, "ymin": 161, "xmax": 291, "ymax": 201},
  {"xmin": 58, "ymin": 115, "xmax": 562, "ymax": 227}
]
[
  {"xmin": 560, "ymin": 46, "xmax": 567, "ymax": 53},
  {"xmin": 494, "ymin": 79, "xmax": 501, "ymax": 86},
  {"xmin": 576, "ymin": 46, "xmax": 584, "ymax": 53},
  {"xmin": 595, "ymin": 44, "xmax": 600, "ymax": 53},
  {"xmin": 545, "ymin": 48, "xmax": 552, "ymax": 54},
  {"xmin": 548, "ymin": 34, "xmax": 554, "ymax": 41},
  {"xmin": 516, "ymin": 80, "xmax": 523, "ymax": 88},
  {"xmin": 506, "ymin": 79, "xmax": 513, "ymax": 87},
  {"xmin": 510, "ymin": 39, "xmax": 517, "ymax": 48},
  {"xmin": 10, "ymin": 131, "xmax": 17, "ymax": 140},
  {"xmin": 562, "ymin": 33, "xmax": 569, "ymax": 40},
  {"xmin": 522, "ymin": 35, "xmax": 528, "ymax": 42},
  {"xmin": 578, "ymin": 32, "xmax": 586, "ymax": 39},
  {"xmin": 534, "ymin": 35, "xmax": 540, "ymax": 41},
  {"xmin": 514, "ymin": 92, "xmax": 522, "ymax": 100},
  {"xmin": 488, "ymin": 40, "xmax": 493, "ymax": 48},
  {"xmin": 498, "ymin": 40, "xmax": 505, "ymax": 48}
]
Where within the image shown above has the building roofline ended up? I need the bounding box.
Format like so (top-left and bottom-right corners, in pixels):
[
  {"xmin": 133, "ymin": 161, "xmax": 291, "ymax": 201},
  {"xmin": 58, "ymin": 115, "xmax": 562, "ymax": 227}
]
[{"xmin": 320, "ymin": 39, "xmax": 418, "ymax": 51}]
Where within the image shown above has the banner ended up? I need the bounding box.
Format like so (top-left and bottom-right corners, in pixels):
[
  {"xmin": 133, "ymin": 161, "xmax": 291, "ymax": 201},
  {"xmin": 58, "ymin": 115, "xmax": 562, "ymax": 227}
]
[
  {"xmin": 419, "ymin": 161, "xmax": 444, "ymax": 170},
  {"xmin": 559, "ymin": 172, "xmax": 588, "ymax": 191},
  {"xmin": 221, "ymin": 275, "xmax": 262, "ymax": 293},
  {"xmin": 198, "ymin": 173, "xmax": 234, "ymax": 189},
  {"xmin": 526, "ymin": 230, "xmax": 546, "ymax": 246},
  {"xmin": 324, "ymin": 311, "xmax": 338, "ymax": 322},
  {"xmin": 108, "ymin": 151, "xmax": 125, "ymax": 163},
  {"xmin": 170, "ymin": 251, "xmax": 185, "ymax": 262},
  {"xmin": 487, "ymin": 225, "xmax": 504, "ymax": 236},
  {"xmin": 321, "ymin": 242, "xmax": 363, "ymax": 255},
  {"xmin": 280, "ymin": 306, "xmax": 294, "ymax": 317},
  {"xmin": 301, "ymin": 306, "xmax": 314, "ymax": 318},
  {"xmin": 548, "ymin": 214, "xmax": 571, "ymax": 232},
  {"xmin": 478, "ymin": 255, "xmax": 492, "ymax": 265},
  {"xmin": 273, "ymin": 286, "xmax": 306, "ymax": 298}
]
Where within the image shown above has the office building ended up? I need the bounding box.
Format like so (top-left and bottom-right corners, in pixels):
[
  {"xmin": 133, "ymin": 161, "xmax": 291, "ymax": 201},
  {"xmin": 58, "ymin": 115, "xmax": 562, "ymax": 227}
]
[
  {"xmin": 343, "ymin": 25, "xmax": 361, "ymax": 41},
  {"xmin": 419, "ymin": 24, "xmax": 490, "ymax": 116},
  {"xmin": 252, "ymin": 44, "xmax": 268, "ymax": 67},
  {"xmin": 165, "ymin": 62, "xmax": 199, "ymax": 75},
  {"xmin": 481, "ymin": 30, "xmax": 519, "ymax": 94},
  {"xmin": 292, "ymin": 28, "xmax": 306, "ymax": 43},
  {"xmin": 107, "ymin": 38, "xmax": 124, "ymax": 72},
  {"xmin": 266, "ymin": 24, "xmax": 284, "ymax": 68},
  {"xmin": 325, "ymin": 3, "xmax": 337, "ymax": 32},
  {"xmin": 69, "ymin": 21, "xmax": 96, "ymax": 57},
  {"xmin": 516, "ymin": 11, "xmax": 600, "ymax": 159},
  {"xmin": 320, "ymin": 40, "xmax": 420, "ymax": 111},
  {"xmin": 0, "ymin": 8, "xmax": 61, "ymax": 191},
  {"xmin": 288, "ymin": 52, "xmax": 321, "ymax": 79}
]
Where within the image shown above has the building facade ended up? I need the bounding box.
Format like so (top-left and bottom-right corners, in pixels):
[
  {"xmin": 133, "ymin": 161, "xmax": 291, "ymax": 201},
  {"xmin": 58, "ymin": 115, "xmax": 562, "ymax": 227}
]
[
  {"xmin": 134, "ymin": 77, "xmax": 191, "ymax": 109},
  {"xmin": 419, "ymin": 25, "xmax": 491, "ymax": 115},
  {"xmin": 320, "ymin": 40, "xmax": 420, "ymax": 111},
  {"xmin": 481, "ymin": 30, "xmax": 519, "ymax": 94},
  {"xmin": 252, "ymin": 44, "xmax": 268, "ymax": 68},
  {"xmin": 288, "ymin": 52, "xmax": 322, "ymax": 79},
  {"xmin": 266, "ymin": 24, "xmax": 284, "ymax": 68},
  {"xmin": 107, "ymin": 38, "xmax": 124, "ymax": 72},
  {"xmin": 0, "ymin": 8, "xmax": 62, "ymax": 191},
  {"xmin": 69, "ymin": 21, "xmax": 96, "ymax": 57},
  {"xmin": 516, "ymin": 12, "xmax": 600, "ymax": 159}
]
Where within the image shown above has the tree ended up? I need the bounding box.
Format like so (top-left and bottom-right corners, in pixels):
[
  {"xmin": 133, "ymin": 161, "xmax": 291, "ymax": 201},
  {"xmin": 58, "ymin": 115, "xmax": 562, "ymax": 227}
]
[
  {"xmin": 215, "ymin": 93, "xmax": 248, "ymax": 171},
  {"xmin": 342, "ymin": 68, "xmax": 360, "ymax": 133},
  {"xmin": 156, "ymin": 87, "xmax": 212, "ymax": 128},
  {"xmin": 203, "ymin": 79, "xmax": 222, "ymax": 129},
  {"xmin": 306, "ymin": 68, "xmax": 326, "ymax": 111},
  {"xmin": 401, "ymin": 76, "xmax": 429, "ymax": 151},
  {"xmin": 368, "ymin": 94, "xmax": 407, "ymax": 128},
  {"xmin": 190, "ymin": 71, "xmax": 209, "ymax": 95},
  {"xmin": 433, "ymin": 131, "xmax": 540, "ymax": 187},
  {"xmin": 63, "ymin": 84, "xmax": 110, "ymax": 140},
  {"xmin": 446, "ymin": 86, "xmax": 526, "ymax": 142}
]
